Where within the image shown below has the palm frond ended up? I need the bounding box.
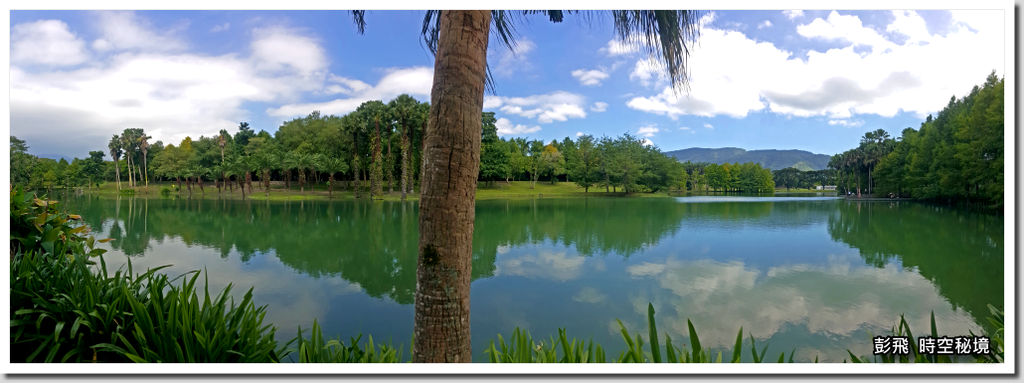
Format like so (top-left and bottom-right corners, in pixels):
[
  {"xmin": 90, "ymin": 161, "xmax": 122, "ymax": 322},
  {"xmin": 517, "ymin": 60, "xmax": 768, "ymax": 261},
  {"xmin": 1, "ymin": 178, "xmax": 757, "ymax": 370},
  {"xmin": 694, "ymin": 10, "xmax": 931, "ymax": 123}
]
[
  {"xmin": 349, "ymin": 11, "xmax": 367, "ymax": 35},
  {"xmin": 411, "ymin": 10, "xmax": 704, "ymax": 94},
  {"xmin": 611, "ymin": 10, "xmax": 703, "ymax": 93}
]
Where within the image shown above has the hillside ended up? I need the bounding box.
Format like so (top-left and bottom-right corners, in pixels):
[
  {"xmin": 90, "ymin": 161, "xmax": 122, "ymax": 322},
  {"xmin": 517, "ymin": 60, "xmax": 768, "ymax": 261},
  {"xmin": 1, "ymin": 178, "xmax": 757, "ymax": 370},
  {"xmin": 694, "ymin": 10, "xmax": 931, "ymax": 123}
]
[{"xmin": 665, "ymin": 147, "xmax": 832, "ymax": 171}]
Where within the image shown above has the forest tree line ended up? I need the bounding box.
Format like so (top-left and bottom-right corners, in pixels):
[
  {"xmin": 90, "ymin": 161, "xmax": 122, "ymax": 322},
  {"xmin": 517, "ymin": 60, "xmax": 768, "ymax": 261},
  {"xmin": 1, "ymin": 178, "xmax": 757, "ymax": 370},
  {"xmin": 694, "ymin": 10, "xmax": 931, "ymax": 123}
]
[
  {"xmin": 828, "ymin": 71, "xmax": 1004, "ymax": 207},
  {"xmin": 11, "ymin": 94, "xmax": 783, "ymax": 197}
]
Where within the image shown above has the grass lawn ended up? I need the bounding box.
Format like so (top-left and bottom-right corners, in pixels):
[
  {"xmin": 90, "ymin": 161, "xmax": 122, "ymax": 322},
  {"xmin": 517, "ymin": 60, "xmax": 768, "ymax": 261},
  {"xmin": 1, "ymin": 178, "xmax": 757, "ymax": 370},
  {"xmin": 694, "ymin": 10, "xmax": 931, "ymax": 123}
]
[
  {"xmin": 774, "ymin": 188, "xmax": 839, "ymax": 193},
  {"xmin": 81, "ymin": 180, "xmax": 685, "ymax": 201}
]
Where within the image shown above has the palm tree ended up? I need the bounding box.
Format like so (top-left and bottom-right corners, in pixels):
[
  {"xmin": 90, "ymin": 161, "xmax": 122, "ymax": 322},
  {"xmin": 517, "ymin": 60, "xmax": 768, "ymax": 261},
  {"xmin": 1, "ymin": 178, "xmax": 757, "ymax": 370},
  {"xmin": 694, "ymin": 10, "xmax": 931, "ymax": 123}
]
[
  {"xmin": 388, "ymin": 94, "xmax": 420, "ymax": 200},
  {"xmin": 311, "ymin": 153, "xmax": 327, "ymax": 192},
  {"xmin": 186, "ymin": 164, "xmax": 208, "ymax": 195},
  {"xmin": 226, "ymin": 157, "xmax": 250, "ymax": 199},
  {"xmin": 294, "ymin": 153, "xmax": 317, "ymax": 195},
  {"xmin": 210, "ymin": 164, "xmax": 223, "ymax": 193},
  {"xmin": 218, "ymin": 130, "xmax": 228, "ymax": 192},
  {"xmin": 108, "ymin": 135, "xmax": 122, "ymax": 190},
  {"xmin": 350, "ymin": 10, "xmax": 703, "ymax": 362},
  {"xmin": 371, "ymin": 113, "xmax": 384, "ymax": 199},
  {"xmin": 281, "ymin": 152, "xmax": 297, "ymax": 192},
  {"xmin": 255, "ymin": 152, "xmax": 279, "ymax": 197},
  {"xmin": 322, "ymin": 157, "xmax": 350, "ymax": 199},
  {"xmin": 242, "ymin": 156, "xmax": 257, "ymax": 195},
  {"xmin": 341, "ymin": 114, "xmax": 363, "ymax": 197},
  {"xmin": 121, "ymin": 130, "xmax": 137, "ymax": 188},
  {"xmin": 139, "ymin": 133, "xmax": 151, "ymax": 188},
  {"xmin": 179, "ymin": 168, "xmax": 192, "ymax": 197}
]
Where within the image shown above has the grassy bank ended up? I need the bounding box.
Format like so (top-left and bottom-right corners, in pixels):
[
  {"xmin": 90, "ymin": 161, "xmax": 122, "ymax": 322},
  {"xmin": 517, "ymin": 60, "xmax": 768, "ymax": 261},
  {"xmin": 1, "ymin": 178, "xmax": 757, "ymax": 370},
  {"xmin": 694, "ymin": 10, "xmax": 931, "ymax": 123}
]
[{"xmin": 82, "ymin": 180, "xmax": 694, "ymax": 201}]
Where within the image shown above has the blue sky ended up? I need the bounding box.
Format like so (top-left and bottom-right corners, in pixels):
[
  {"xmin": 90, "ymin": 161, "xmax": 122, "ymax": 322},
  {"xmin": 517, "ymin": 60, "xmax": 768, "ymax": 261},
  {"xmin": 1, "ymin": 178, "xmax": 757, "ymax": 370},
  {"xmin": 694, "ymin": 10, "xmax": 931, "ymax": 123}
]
[{"xmin": 10, "ymin": 9, "xmax": 1005, "ymax": 160}]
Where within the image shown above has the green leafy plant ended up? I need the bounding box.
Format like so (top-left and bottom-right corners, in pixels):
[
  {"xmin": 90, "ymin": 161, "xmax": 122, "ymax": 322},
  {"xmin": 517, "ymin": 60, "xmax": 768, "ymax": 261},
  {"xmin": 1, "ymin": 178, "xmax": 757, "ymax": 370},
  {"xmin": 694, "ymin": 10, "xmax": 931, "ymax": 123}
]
[
  {"xmin": 9, "ymin": 186, "xmax": 110, "ymax": 259},
  {"xmin": 118, "ymin": 188, "xmax": 136, "ymax": 197},
  {"xmin": 485, "ymin": 303, "xmax": 799, "ymax": 363},
  {"xmin": 11, "ymin": 252, "xmax": 287, "ymax": 363},
  {"xmin": 287, "ymin": 319, "xmax": 403, "ymax": 363},
  {"xmin": 160, "ymin": 187, "xmax": 172, "ymax": 197}
]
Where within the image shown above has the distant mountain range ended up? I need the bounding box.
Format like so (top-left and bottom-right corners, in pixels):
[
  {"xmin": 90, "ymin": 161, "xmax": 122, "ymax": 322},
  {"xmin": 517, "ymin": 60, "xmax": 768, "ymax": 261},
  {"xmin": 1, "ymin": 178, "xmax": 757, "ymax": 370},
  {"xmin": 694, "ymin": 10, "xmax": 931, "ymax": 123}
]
[{"xmin": 664, "ymin": 147, "xmax": 832, "ymax": 171}]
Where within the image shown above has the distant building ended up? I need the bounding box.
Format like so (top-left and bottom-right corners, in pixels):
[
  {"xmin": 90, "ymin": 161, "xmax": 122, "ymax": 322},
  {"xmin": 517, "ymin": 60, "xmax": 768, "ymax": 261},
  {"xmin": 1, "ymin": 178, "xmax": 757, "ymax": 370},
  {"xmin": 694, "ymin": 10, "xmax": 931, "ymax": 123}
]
[{"xmin": 816, "ymin": 185, "xmax": 837, "ymax": 190}]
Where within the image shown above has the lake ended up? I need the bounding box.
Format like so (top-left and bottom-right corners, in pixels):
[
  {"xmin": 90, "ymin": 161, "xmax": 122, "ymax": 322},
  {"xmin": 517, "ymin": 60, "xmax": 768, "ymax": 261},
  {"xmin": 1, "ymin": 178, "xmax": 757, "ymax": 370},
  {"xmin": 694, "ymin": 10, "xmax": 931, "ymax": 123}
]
[{"xmin": 67, "ymin": 194, "xmax": 1004, "ymax": 362}]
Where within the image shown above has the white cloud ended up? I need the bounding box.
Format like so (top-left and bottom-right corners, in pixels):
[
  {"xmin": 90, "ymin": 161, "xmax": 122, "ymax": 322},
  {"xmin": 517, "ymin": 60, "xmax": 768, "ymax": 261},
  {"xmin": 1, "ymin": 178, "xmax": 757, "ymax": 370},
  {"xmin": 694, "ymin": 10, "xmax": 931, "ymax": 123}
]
[
  {"xmin": 680, "ymin": 126, "xmax": 696, "ymax": 134},
  {"xmin": 640, "ymin": 139, "xmax": 654, "ymax": 147},
  {"xmin": 628, "ymin": 256, "xmax": 981, "ymax": 361},
  {"xmin": 571, "ymin": 69, "xmax": 610, "ymax": 86},
  {"xmin": 494, "ymin": 118, "xmax": 541, "ymax": 136},
  {"xmin": 637, "ymin": 125, "xmax": 659, "ymax": 137},
  {"xmin": 211, "ymin": 23, "xmax": 230, "ymax": 33},
  {"xmin": 828, "ymin": 119, "xmax": 865, "ymax": 127},
  {"xmin": 797, "ymin": 11, "xmax": 896, "ymax": 54},
  {"xmin": 629, "ymin": 58, "xmax": 667, "ymax": 87},
  {"xmin": 9, "ymin": 13, "xmax": 422, "ymax": 159},
  {"xmin": 485, "ymin": 91, "xmax": 588, "ymax": 124},
  {"xmin": 591, "ymin": 102, "xmax": 608, "ymax": 112},
  {"xmin": 268, "ymin": 67, "xmax": 432, "ymax": 117},
  {"xmin": 703, "ymin": 123, "xmax": 714, "ymax": 129},
  {"xmin": 91, "ymin": 11, "xmax": 187, "ymax": 52},
  {"xmin": 598, "ymin": 38, "xmax": 638, "ymax": 56},
  {"xmin": 495, "ymin": 250, "xmax": 585, "ymax": 281},
  {"xmin": 783, "ymin": 10, "xmax": 805, "ymax": 20},
  {"xmin": 491, "ymin": 38, "xmax": 536, "ymax": 77},
  {"xmin": 11, "ymin": 20, "xmax": 89, "ymax": 66},
  {"xmin": 576, "ymin": 132, "xmax": 584, "ymax": 137},
  {"xmin": 886, "ymin": 11, "xmax": 933, "ymax": 45},
  {"xmin": 626, "ymin": 11, "xmax": 1003, "ymax": 121},
  {"xmin": 950, "ymin": 10, "xmax": 996, "ymax": 31},
  {"xmin": 758, "ymin": 20, "xmax": 773, "ymax": 29},
  {"xmin": 572, "ymin": 287, "xmax": 608, "ymax": 304},
  {"xmin": 251, "ymin": 26, "xmax": 328, "ymax": 76}
]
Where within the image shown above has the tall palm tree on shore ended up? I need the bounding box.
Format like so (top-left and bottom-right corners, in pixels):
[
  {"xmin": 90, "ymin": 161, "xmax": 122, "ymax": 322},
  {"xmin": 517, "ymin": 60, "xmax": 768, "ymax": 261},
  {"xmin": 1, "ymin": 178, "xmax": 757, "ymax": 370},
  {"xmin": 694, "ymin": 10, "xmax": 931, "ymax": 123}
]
[
  {"xmin": 348, "ymin": 9, "xmax": 703, "ymax": 362},
  {"xmin": 322, "ymin": 157, "xmax": 350, "ymax": 199},
  {"xmin": 108, "ymin": 135, "xmax": 122, "ymax": 190},
  {"xmin": 255, "ymin": 152, "xmax": 279, "ymax": 197},
  {"xmin": 388, "ymin": 94, "xmax": 420, "ymax": 200},
  {"xmin": 139, "ymin": 134, "xmax": 151, "ymax": 188}
]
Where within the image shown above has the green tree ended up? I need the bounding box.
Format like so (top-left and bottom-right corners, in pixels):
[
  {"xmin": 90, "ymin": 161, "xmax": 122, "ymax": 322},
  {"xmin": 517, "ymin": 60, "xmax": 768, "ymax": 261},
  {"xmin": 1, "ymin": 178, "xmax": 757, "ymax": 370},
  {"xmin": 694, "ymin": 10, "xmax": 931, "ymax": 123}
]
[
  {"xmin": 478, "ymin": 112, "xmax": 508, "ymax": 187},
  {"xmin": 572, "ymin": 135, "xmax": 598, "ymax": 192}
]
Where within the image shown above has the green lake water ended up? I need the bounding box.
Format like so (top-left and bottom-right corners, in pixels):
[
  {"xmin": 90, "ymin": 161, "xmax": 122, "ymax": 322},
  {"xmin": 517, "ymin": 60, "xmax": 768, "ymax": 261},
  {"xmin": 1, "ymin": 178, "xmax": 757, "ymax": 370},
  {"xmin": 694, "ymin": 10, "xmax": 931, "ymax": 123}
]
[{"xmin": 67, "ymin": 194, "xmax": 1004, "ymax": 362}]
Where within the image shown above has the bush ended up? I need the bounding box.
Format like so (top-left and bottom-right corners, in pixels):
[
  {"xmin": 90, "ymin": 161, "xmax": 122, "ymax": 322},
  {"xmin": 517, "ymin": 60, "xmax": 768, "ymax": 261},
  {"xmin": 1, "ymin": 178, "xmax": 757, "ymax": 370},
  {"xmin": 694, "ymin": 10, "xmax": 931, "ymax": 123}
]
[
  {"xmin": 160, "ymin": 187, "xmax": 172, "ymax": 197},
  {"xmin": 118, "ymin": 188, "xmax": 136, "ymax": 197}
]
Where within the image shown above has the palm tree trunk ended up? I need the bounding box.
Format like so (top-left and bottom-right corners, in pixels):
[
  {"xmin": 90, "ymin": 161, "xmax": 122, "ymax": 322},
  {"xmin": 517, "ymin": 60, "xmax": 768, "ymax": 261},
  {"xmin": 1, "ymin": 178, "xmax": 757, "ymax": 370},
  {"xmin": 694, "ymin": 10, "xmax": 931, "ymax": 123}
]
[
  {"xmin": 353, "ymin": 133, "xmax": 361, "ymax": 199},
  {"xmin": 125, "ymin": 154, "xmax": 133, "ymax": 188},
  {"xmin": 328, "ymin": 174, "xmax": 334, "ymax": 199},
  {"xmin": 418, "ymin": 119, "xmax": 426, "ymax": 194},
  {"xmin": 412, "ymin": 10, "xmax": 489, "ymax": 363},
  {"xmin": 143, "ymin": 154, "xmax": 149, "ymax": 188},
  {"xmin": 265, "ymin": 170, "xmax": 271, "ymax": 197},
  {"xmin": 401, "ymin": 128, "xmax": 409, "ymax": 200},
  {"xmin": 114, "ymin": 159, "xmax": 121, "ymax": 191},
  {"xmin": 387, "ymin": 126, "xmax": 394, "ymax": 194}
]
